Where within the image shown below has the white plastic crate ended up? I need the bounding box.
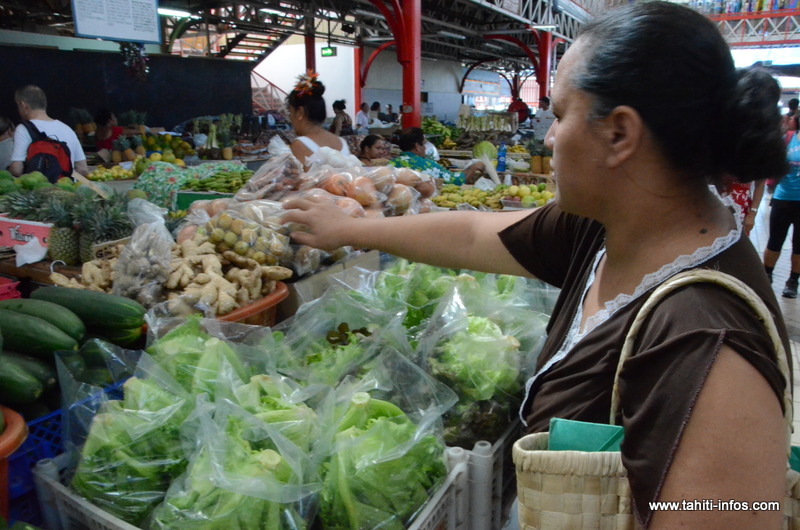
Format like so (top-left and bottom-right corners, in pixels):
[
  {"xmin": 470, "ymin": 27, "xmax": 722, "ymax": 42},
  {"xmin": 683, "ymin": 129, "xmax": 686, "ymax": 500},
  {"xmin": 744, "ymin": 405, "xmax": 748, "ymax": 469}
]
[
  {"xmin": 456, "ymin": 420, "xmax": 522, "ymax": 530},
  {"xmin": 33, "ymin": 453, "xmax": 136, "ymax": 530},
  {"xmin": 34, "ymin": 451, "xmax": 469, "ymax": 530},
  {"xmin": 409, "ymin": 453, "xmax": 470, "ymax": 530}
]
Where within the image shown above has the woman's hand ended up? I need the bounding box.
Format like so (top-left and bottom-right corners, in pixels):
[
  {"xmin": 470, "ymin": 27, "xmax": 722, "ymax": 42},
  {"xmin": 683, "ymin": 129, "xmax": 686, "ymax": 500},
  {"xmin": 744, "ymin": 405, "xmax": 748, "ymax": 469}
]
[
  {"xmin": 744, "ymin": 209, "xmax": 756, "ymax": 236},
  {"xmin": 281, "ymin": 195, "xmax": 358, "ymax": 251}
]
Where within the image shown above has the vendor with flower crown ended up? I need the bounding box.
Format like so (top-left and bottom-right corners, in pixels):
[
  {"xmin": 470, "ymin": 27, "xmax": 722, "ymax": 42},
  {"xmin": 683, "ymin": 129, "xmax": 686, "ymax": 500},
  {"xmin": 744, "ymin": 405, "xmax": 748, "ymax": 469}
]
[{"xmin": 287, "ymin": 72, "xmax": 353, "ymax": 170}]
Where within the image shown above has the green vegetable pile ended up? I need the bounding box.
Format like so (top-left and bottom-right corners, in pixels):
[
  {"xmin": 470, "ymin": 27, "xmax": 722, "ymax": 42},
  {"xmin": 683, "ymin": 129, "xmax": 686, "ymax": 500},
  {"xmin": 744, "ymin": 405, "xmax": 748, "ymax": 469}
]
[{"xmin": 69, "ymin": 316, "xmax": 450, "ymax": 529}]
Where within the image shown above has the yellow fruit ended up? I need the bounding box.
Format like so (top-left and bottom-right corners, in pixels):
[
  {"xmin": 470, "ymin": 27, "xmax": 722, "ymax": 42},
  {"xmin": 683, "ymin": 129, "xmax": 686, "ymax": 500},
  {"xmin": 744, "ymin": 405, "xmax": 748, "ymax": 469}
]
[
  {"xmin": 175, "ymin": 159, "xmax": 185, "ymax": 167},
  {"xmin": 518, "ymin": 186, "xmax": 531, "ymax": 197},
  {"xmin": 149, "ymin": 152, "xmax": 162, "ymax": 162}
]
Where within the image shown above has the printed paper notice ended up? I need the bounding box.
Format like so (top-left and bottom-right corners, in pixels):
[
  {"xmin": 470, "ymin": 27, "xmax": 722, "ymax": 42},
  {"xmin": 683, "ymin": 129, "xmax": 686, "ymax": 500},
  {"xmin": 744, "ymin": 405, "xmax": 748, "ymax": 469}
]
[{"xmin": 72, "ymin": 0, "xmax": 160, "ymax": 44}]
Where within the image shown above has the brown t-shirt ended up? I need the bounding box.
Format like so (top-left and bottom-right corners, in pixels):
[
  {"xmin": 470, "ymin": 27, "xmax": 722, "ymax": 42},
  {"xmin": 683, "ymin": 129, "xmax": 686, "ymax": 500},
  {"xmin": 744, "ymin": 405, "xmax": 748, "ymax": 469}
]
[{"xmin": 499, "ymin": 202, "xmax": 791, "ymax": 527}]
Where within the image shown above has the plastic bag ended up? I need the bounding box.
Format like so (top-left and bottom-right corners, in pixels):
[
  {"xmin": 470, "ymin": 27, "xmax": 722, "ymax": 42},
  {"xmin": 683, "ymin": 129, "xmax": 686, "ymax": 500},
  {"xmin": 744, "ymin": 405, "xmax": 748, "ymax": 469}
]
[
  {"xmin": 144, "ymin": 316, "xmax": 273, "ymax": 397},
  {"xmin": 305, "ymin": 145, "xmax": 362, "ymax": 172},
  {"xmin": 111, "ymin": 220, "xmax": 173, "ymax": 308},
  {"xmin": 150, "ymin": 396, "xmax": 322, "ymax": 529},
  {"xmin": 68, "ymin": 352, "xmax": 194, "ymax": 526},
  {"xmin": 414, "ymin": 277, "xmax": 548, "ymax": 448},
  {"xmin": 234, "ymin": 152, "xmax": 304, "ymax": 202},
  {"xmin": 270, "ymin": 287, "xmax": 411, "ymax": 386},
  {"xmin": 318, "ymin": 349, "xmax": 456, "ymax": 529}
]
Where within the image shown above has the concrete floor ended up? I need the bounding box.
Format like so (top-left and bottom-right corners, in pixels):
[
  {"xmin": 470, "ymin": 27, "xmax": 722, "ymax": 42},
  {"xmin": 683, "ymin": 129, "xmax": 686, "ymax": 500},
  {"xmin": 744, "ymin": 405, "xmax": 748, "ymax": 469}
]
[{"xmin": 747, "ymin": 193, "xmax": 800, "ymax": 444}]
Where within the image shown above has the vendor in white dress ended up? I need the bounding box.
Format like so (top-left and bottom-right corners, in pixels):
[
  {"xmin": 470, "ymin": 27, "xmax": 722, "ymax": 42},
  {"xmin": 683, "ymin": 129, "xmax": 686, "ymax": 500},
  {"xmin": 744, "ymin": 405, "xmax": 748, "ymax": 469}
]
[{"xmin": 287, "ymin": 72, "xmax": 351, "ymax": 170}]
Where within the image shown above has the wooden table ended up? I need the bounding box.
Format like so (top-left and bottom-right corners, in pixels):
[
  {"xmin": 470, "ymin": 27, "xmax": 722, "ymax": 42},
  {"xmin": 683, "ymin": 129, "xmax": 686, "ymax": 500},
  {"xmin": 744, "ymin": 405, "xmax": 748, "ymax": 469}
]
[{"xmin": 0, "ymin": 257, "xmax": 81, "ymax": 286}]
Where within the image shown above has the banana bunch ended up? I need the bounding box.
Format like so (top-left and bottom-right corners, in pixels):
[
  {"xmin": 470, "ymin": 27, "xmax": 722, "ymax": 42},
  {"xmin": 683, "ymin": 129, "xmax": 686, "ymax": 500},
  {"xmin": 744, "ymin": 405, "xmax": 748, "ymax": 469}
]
[
  {"xmin": 508, "ymin": 144, "xmax": 528, "ymax": 154},
  {"xmin": 182, "ymin": 169, "xmax": 254, "ymax": 193}
]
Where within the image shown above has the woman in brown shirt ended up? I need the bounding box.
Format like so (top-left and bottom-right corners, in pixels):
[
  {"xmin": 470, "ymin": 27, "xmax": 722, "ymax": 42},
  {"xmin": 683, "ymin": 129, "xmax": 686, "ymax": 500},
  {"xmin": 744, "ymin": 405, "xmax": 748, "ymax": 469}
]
[{"xmin": 282, "ymin": 2, "xmax": 790, "ymax": 527}]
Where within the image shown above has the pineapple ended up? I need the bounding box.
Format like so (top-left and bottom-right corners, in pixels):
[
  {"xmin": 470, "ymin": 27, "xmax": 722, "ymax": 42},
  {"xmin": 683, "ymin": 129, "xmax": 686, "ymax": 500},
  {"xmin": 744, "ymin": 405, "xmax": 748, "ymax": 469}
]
[
  {"xmin": 0, "ymin": 190, "xmax": 51, "ymax": 221},
  {"xmin": 111, "ymin": 137, "xmax": 124, "ymax": 164},
  {"xmin": 131, "ymin": 135, "xmax": 146, "ymax": 157},
  {"xmin": 72, "ymin": 194, "xmax": 99, "ymax": 263},
  {"xmin": 42, "ymin": 196, "xmax": 79, "ymax": 266}
]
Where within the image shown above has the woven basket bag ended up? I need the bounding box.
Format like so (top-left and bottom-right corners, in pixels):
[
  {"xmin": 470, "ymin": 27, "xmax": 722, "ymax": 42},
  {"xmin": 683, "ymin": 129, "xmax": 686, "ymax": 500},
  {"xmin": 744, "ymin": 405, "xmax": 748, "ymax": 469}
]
[{"xmin": 513, "ymin": 269, "xmax": 800, "ymax": 530}]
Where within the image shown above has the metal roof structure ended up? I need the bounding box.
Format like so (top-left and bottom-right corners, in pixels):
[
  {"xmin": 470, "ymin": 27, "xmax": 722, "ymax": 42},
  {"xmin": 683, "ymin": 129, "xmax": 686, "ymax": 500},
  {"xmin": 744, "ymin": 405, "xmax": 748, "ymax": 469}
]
[{"xmin": 0, "ymin": 0, "xmax": 609, "ymax": 73}]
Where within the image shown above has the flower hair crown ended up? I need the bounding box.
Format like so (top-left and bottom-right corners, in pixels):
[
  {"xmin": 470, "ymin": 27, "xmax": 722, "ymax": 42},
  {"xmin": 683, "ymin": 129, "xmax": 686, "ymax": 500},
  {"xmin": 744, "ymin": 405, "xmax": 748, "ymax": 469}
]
[{"xmin": 294, "ymin": 70, "xmax": 320, "ymax": 97}]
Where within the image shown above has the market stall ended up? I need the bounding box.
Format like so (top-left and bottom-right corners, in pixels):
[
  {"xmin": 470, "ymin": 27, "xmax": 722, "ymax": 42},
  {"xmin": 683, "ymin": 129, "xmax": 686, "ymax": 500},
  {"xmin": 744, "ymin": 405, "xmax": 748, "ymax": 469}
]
[{"xmin": 0, "ymin": 138, "xmax": 557, "ymax": 530}]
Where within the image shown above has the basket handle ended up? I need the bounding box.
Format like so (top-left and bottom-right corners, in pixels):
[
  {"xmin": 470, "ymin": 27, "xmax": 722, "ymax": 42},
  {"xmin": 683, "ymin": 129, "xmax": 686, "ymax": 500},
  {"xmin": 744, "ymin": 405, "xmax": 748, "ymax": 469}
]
[{"xmin": 609, "ymin": 269, "xmax": 793, "ymax": 453}]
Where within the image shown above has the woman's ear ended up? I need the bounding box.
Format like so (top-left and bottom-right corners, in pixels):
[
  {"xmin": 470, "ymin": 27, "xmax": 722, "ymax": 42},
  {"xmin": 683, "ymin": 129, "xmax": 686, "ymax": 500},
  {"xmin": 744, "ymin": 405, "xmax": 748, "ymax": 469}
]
[{"xmin": 599, "ymin": 105, "xmax": 643, "ymax": 169}]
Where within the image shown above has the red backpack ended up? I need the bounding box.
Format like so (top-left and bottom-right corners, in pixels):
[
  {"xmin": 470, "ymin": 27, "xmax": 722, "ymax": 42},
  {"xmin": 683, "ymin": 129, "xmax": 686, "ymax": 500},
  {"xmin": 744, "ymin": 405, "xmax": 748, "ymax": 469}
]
[{"xmin": 22, "ymin": 121, "xmax": 72, "ymax": 183}]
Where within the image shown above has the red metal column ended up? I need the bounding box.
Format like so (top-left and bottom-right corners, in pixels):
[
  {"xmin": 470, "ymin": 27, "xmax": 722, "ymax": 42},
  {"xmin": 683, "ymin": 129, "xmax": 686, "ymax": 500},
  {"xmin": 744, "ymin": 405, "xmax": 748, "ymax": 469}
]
[
  {"xmin": 536, "ymin": 31, "xmax": 553, "ymax": 99},
  {"xmin": 400, "ymin": 0, "xmax": 421, "ymax": 128},
  {"xmin": 354, "ymin": 44, "xmax": 363, "ymax": 110},
  {"xmin": 304, "ymin": 17, "xmax": 316, "ymax": 73}
]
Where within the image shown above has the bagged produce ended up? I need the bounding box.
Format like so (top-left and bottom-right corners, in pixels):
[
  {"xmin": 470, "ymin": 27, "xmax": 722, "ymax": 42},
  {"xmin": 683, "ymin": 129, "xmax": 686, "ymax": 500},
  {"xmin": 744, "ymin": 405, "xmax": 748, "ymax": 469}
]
[
  {"xmin": 69, "ymin": 354, "xmax": 193, "ymax": 526},
  {"xmin": 270, "ymin": 287, "xmax": 410, "ymax": 386},
  {"xmin": 150, "ymin": 397, "xmax": 322, "ymax": 529},
  {"xmin": 234, "ymin": 152, "xmax": 304, "ymax": 202},
  {"xmin": 318, "ymin": 350, "xmax": 457, "ymax": 529}
]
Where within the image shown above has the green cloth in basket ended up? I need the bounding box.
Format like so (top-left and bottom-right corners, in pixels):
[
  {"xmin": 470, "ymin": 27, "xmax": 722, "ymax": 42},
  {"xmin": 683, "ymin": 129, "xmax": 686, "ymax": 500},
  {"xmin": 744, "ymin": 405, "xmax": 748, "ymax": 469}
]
[
  {"xmin": 790, "ymin": 446, "xmax": 800, "ymax": 472},
  {"xmin": 547, "ymin": 417, "xmax": 624, "ymax": 452}
]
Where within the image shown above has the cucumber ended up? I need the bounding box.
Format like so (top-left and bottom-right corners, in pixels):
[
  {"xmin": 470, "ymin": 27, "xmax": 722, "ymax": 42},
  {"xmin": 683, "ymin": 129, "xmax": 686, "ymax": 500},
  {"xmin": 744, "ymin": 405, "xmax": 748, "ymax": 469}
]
[
  {"xmin": 0, "ymin": 351, "xmax": 57, "ymax": 391},
  {"xmin": 31, "ymin": 287, "xmax": 146, "ymax": 329},
  {"xmin": 78, "ymin": 338, "xmax": 113, "ymax": 368},
  {"xmin": 0, "ymin": 309, "xmax": 78, "ymax": 358},
  {"xmin": 56, "ymin": 351, "xmax": 86, "ymax": 377},
  {"xmin": 88, "ymin": 325, "xmax": 144, "ymax": 348},
  {"xmin": 0, "ymin": 298, "xmax": 86, "ymax": 342},
  {"xmin": 0, "ymin": 356, "xmax": 43, "ymax": 405},
  {"xmin": 79, "ymin": 368, "xmax": 113, "ymax": 387}
]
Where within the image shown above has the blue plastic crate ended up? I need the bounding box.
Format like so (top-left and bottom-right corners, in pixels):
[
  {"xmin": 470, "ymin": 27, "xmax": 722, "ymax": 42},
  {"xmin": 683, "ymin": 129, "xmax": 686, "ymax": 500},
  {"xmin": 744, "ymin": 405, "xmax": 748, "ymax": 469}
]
[{"xmin": 8, "ymin": 381, "xmax": 125, "ymax": 526}]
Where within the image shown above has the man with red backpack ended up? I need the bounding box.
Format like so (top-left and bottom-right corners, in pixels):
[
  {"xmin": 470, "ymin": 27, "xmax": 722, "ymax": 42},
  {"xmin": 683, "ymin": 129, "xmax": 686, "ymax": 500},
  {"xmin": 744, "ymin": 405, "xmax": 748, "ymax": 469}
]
[{"xmin": 9, "ymin": 85, "xmax": 88, "ymax": 182}]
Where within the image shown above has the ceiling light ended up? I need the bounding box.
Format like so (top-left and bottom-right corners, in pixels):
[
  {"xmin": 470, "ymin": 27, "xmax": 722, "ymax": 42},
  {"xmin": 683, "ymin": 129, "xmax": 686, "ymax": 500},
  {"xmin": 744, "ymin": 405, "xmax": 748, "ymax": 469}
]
[
  {"xmin": 157, "ymin": 7, "xmax": 193, "ymax": 17},
  {"xmin": 363, "ymin": 36, "xmax": 395, "ymax": 42},
  {"xmin": 485, "ymin": 43, "xmax": 503, "ymax": 51},
  {"xmin": 259, "ymin": 7, "xmax": 284, "ymax": 15},
  {"xmin": 529, "ymin": 24, "xmax": 557, "ymax": 30},
  {"xmin": 438, "ymin": 30, "xmax": 466, "ymax": 39}
]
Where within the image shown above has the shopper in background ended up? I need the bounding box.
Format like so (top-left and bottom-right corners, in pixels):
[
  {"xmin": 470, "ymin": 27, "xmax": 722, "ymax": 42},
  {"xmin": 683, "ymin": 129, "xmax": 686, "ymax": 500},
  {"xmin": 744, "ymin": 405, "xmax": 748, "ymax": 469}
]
[
  {"xmin": 508, "ymin": 97, "xmax": 530, "ymax": 126},
  {"xmin": 380, "ymin": 104, "xmax": 398, "ymax": 123},
  {"xmin": 286, "ymin": 73, "xmax": 351, "ymax": 169},
  {"xmin": 355, "ymin": 102, "xmax": 370, "ymax": 132},
  {"xmin": 283, "ymin": 3, "xmax": 789, "ymax": 527},
  {"xmin": 358, "ymin": 134, "xmax": 390, "ymax": 167},
  {"xmin": 369, "ymin": 101, "xmax": 381, "ymax": 122},
  {"xmin": 532, "ymin": 96, "xmax": 556, "ymax": 140},
  {"xmin": 331, "ymin": 100, "xmax": 354, "ymax": 136},
  {"xmin": 388, "ymin": 127, "xmax": 484, "ymax": 183},
  {"xmin": 93, "ymin": 109, "xmax": 140, "ymax": 152},
  {"xmin": 719, "ymin": 175, "xmax": 766, "ymax": 235},
  {"xmin": 763, "ymin": 126, "xmax": 800, "ymax": 297},
  {"xmin": 0, "ymin": 116, "xmax": 14, "ymax": 171},
  {"xmin": 9, "ymin": 85, "xmax": 88, "ymax": 177},
  {"xmin": 783, "ymin": 97, "xmax": 799, "ymax": 133}
]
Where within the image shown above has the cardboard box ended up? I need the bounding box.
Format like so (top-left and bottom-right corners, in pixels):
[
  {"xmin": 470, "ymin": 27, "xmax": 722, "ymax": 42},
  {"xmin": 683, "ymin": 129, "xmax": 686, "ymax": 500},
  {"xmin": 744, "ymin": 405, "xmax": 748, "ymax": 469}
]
[
  {"xmin": 277, "ymin": 250, "xmax": 381, "ymax": 321},
  {"xmin": 0, "ymin": 215, "xmax": 53, "ymax": 247}
]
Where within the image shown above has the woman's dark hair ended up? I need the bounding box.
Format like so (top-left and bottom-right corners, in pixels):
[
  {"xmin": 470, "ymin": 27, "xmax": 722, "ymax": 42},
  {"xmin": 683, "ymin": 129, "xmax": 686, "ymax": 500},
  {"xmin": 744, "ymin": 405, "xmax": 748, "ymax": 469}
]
[
  {"xmin": 574, "ymin": 1, "xmax": 787, "ymax": 183},
  {"xmin": 0, "ymin": 116, "xmax": 12, "ymax": 136},
  {"xmin": 360, "ymin": 134, "xmax": 383, "ymax": 154},
  {"xmin": 287, "ymin": 80, "xmax": 327, "ymax": 124},
  {"xmin": 398, "ymin": 127, "xmax": 425, "ymax": 152},
  {"xmin": 370, "ymin": 101, "xmax": 381, "ymax": 112},
  {"xmin": 788, "ymin": 98, "xmax": 799, "ymax": 112},
  {"xmin": 94, "ymin": 108, "xmax": 114, "ymax": 127},
  {"xmin": 332, "ymin": 100, "xmax": 346, "ymax": 111}
]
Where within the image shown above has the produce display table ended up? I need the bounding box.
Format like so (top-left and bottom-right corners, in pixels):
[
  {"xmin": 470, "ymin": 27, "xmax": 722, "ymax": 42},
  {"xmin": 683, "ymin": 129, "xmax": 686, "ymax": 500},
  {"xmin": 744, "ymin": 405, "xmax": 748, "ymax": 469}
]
[
  {"xmin": 0, "ymin": 258, "xmax": 81, "ymax": 286},
  {"xmin": 439, "ymin": 149, "xmax": 531, "ymax": 160}
]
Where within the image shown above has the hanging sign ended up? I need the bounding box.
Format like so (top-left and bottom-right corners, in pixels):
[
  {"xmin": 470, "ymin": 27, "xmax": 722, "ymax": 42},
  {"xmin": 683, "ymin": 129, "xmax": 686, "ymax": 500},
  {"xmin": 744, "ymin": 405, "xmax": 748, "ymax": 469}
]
[
  {"xmin": 321, "ymin": 46, "xmax": 338, "ymax": 57},
  {"xmin": 71, "ymin": 0, "xmax": 161, "ymax": 44}
]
